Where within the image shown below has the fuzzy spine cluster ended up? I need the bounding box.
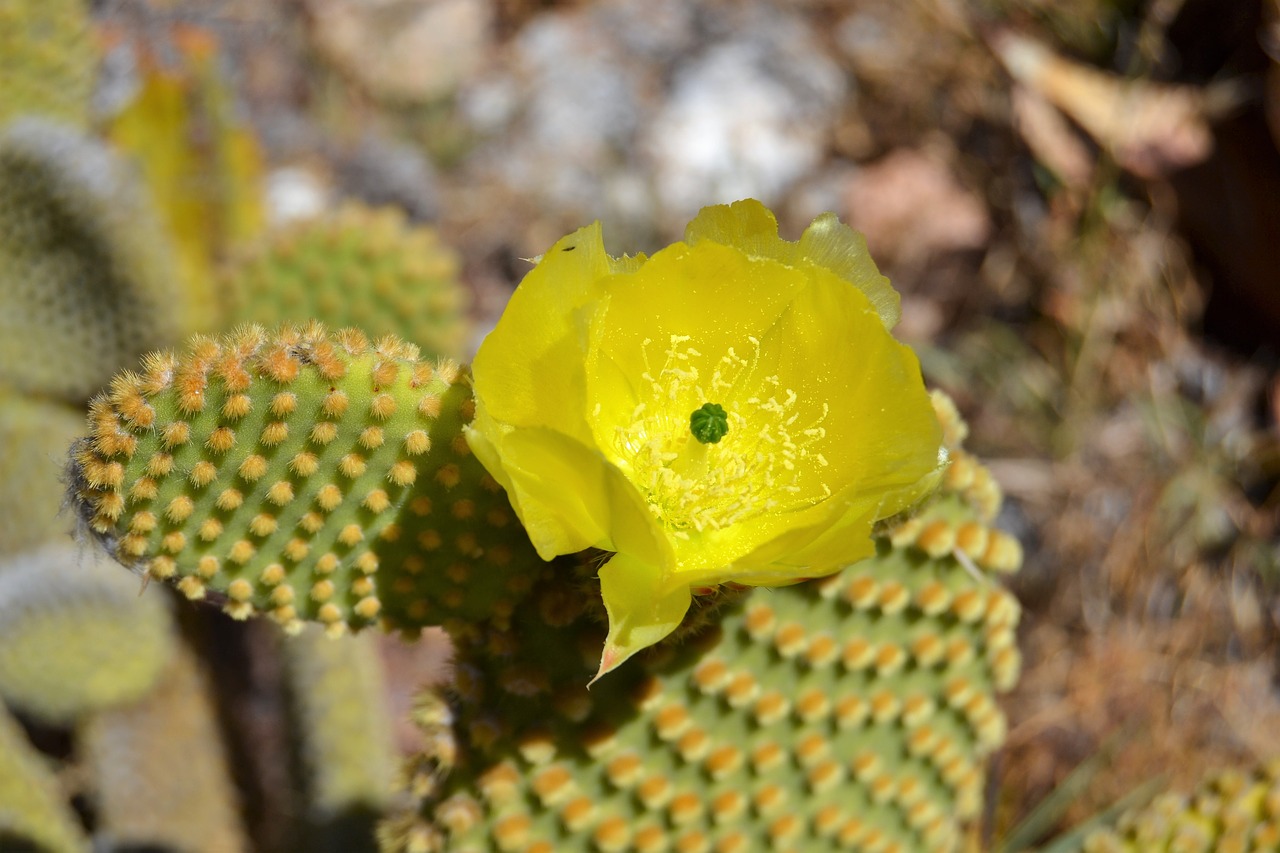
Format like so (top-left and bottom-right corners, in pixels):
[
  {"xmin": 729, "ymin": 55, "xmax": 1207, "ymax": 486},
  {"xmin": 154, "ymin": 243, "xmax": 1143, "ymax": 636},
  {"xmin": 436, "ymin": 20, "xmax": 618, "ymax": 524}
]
[
  {"xmin": 1082, "ymin": 762, "xmax": 1280, "ymax": 852},
  {"xmin": 71, "ymin": 323, "xmax": 538, "ymax": 637}
]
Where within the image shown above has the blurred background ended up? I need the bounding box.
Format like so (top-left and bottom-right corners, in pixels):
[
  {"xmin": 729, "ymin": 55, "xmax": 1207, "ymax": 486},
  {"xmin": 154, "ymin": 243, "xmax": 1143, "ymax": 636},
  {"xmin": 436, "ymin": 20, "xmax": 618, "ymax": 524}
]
[{"xmin": 2, "ymin": 0, "xmax": 1279, "ymax": 849}]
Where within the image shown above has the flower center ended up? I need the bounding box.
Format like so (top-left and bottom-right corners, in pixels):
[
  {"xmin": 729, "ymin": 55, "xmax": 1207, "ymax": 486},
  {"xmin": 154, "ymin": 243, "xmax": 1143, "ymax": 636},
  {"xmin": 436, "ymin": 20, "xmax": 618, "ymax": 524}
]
[
  {"xmin": 609, "ymin": 334, "xmax": 831, "ymax": 538},
  {"xmin": 689, "ymin": 402, "xmax": 729, "ymax": 444}
]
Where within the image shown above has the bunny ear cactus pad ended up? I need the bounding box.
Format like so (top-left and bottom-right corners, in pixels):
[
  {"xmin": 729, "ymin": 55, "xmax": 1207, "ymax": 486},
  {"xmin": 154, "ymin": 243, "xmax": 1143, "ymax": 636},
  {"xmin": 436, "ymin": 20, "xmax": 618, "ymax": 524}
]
[
  {"xmin": 386, "ymin": 393, "xmax": 1023, "ymax": 853},
  {"xmin": 0, "ymin": 544, "xmax": 175, "ymax": 725},
  {"xmin": 226, "ymin": 204, "xmax": 471, "ymax": 362},
  {"xmin": 0, "ymin": 393, "xmax": 86, "ymax": 556},
  {"xmin": 280, "ymin": 626, "xmax": 398, "ymax": 851},
  {"xmin": 72, "ymin": 323, "xmax": 539, "ymax": 636},
  {"xmin": 0, "ymin": 119, "xmax": 189, "ymax": 404},
  {"xmin": 0, "ymin": 701, "xmax": 89, "ymax": 853},
  {"xmin": 0, "ymin": 119, "xmax": 193, "ymax": 405},
  {"xmin": 83, "ymin": 641, "xmax": 251, "ymax": 853},
  {"xmin": 1080, "ymin": 763, "xmax": 1280, "ymax": 852},
  {"xmin": 0, "ymin": 0, "xmax": 95, "ymax": 127}
]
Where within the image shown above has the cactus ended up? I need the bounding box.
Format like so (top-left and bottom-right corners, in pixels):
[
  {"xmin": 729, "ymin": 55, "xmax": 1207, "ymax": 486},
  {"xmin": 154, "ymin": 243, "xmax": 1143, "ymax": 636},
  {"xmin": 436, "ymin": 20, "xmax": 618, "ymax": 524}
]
[
  {"xmin": 225, "ymin": 204, "xmax": 471, "ymax": 361},
  {"xmin": 1079, "ymin": 762, "xmax": 1280, "ymax": 852},
  {"xmin": 70, "ymin": 322, "xmax": 539, "ymax": 637},
  {"xmin": 281, "ymin": 627, "xmax": 399, "ymax": 852},
  {"xmin": 0, "ymin": 700, "xmax": 88, "ymax": 853},
  {"xmin": 0, "ymin": 543, "xmax": 174, "ymax": 725},
  {"xmin": 68, "ymin": 323, "xmax": 1024, "ymax": 850},
  {"xmin": 379, "ymin": 391, "xmax": 1022, "ymax": 853},
  {"xmin": 0, "ymin": 393, "xmax": 85, "ymax": 556},
  {"xmin": 82, "ymin": 641, "xmax": 250, "ymax": 853},
  {"xmin": 0, "ymin": 119, "xmax": 189, "ymax": 404},
  {"xmin": 0, "ymin": 0, "xmax": 95, "ymax": 128}
]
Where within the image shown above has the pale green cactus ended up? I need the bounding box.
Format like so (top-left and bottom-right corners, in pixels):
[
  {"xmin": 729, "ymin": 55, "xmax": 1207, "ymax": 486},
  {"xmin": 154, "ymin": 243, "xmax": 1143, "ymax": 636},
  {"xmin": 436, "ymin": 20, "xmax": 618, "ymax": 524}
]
[
  {"xmin": 0, "ymin": 700, "xmax": 88, "ymax": 853},
  {"xmin": 226, "ymin": 203, "xmax": 471, "ymax": 362},
  {"xmin": 0, "ymin": 393, "xmax": 85, "ymax": 556},
  {"xmin": 0, "ymin": 0, "xmax": 95, "ymax": 128},
  {"xmin": 0, "ymin": 119, "xmax": 189, "ymax": 404},
  {"xmin": 83, "ymin": 642, "xmax": 251, "ymax": 853},
  {"xmin": 0, "ymin": 543, "xmax": 174, "ymax": 725},
  {"xmin": 281, "ymin": 626, "xmax": 399, "ymax": 853}
]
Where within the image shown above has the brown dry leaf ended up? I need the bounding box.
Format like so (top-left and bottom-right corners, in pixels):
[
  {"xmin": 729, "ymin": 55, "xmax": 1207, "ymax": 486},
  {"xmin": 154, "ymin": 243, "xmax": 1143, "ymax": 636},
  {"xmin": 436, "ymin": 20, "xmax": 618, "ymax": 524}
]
[
  {"xmin": 992, "ymin": 30, "xmax": 1241, "ymax": 178},
  {"xmin": 843, "ymin": 145, "xmax": 990, "ymax": 265},
  {"xmin": 1011, "ymin": 85, "xmax": 1096, "ymax": 190}
]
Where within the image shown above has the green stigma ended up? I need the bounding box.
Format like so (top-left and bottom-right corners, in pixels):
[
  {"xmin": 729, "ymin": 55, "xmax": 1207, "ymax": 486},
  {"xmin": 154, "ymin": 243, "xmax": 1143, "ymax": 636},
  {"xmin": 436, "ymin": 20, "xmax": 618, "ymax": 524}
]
[{"xmin": 689, "ymin": 402, "xmax": 729, "ymax": 445}]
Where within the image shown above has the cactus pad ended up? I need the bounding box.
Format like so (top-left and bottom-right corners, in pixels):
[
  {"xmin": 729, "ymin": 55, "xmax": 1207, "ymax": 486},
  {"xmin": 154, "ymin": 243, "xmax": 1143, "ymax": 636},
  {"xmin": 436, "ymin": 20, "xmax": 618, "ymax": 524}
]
[
  {"xmin": 281, "ymin": 626, "xmax": 398, "ymax": 850},
  {"xmin": 1081, "ymin": 762, "xmax": 1280, "ymax": 852},
  {"xmin": 83, "ymin": 642, "xmax": 250, "ymax": 853},
  {"xmin": 0, "ymin": 119, "xmax": 188, "ymax": 403},
  {"xmin": 72, "ymin": 323, "xmax": 539, "ymax": 636},
  {"xmin": 385, "ymin": 393, "xmax": 1023, "ymax": 853},
  {"xmin": 0, "ymin": 544, "xmax": 174, "ymax": 724},
  {"xmin": 0, "ymin": 0, "xmax": 95, "ymax": 128},
  {"xmin": 0, "ymin": 393, "xmax": 85, "ymax": 556},
  {"xmin": 226, "ymin": 204, "xmax": 471, "ymax": 361},
  {"xmin": 0, "ymin": 701, "xmax": 88, "ymax": 853}
]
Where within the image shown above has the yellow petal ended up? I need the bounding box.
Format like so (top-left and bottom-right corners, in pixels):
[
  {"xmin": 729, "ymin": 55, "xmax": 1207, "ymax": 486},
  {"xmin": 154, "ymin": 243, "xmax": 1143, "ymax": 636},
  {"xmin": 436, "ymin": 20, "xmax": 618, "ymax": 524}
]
[
  {"xmin": 593, "ymin": 552, "xmax": 692, "ymax": 685},
  {"xmin": 797, "ymin": 212, "xmax": 900, "ymax": 330},
  {"xmin": 682, "ymin": 198, "xmax": 790, "ymax": 259},
  {"xmin": 466, "ymin": 419, "xmax": 667, "ymax": 565},
  {"xmin": 471, "ymin": 223, "xmax": 613, "ymax": 444},
  {"xmin": 684, "ymin": 198, "xmax": 900, "ymax": 330}
]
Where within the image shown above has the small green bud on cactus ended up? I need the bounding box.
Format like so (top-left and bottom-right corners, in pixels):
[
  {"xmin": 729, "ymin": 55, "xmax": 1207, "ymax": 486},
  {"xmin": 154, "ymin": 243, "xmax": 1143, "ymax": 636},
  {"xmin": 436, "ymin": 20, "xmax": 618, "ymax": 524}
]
[
  {"xmin": 226, "ymin": 203, "xmax": 471, "ymax": 361},
  {"xmin": 71, "ymin": 323, "xmax": 539, "ymax": 636}
]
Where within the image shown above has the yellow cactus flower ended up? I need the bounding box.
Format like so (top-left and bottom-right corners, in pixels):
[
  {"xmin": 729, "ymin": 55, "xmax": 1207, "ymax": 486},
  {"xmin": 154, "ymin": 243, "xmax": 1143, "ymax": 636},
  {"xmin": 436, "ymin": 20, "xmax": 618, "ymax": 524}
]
[{"xmin": 467, "ymin": 199, "xmax": 946, "ymax": 680}]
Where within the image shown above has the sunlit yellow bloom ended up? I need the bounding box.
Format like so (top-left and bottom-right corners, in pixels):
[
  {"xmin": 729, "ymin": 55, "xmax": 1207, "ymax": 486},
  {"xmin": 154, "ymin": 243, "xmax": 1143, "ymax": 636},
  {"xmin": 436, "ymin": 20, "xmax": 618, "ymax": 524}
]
[{"xmin": 467, "ymin": 199, "xmax": 945, "ymax": 680}]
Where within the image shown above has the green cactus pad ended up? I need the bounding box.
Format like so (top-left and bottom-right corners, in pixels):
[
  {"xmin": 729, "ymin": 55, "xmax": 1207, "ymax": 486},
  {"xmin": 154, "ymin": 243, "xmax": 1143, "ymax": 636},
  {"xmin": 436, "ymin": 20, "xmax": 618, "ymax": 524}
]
[
  {"xmin": 0, "ymin": 0, "xmax": 95, "ymax": 128},
  {"xmin": 0, "ymin": 119, "xmax": 189, "ymax": 404},
  {"xmin": 0, "ymin": 701, "xmax": 88, "ymax": 853},
  {"xmin": 83, "ymin": 642, "xmax": 250, "ymax": 853},
  {"xmin": 0, "ymin": 393, "xmax": 85, "ymax": 557},
  {"xmin": 282, "ymin": 626, "xmax": 399, "ymax": 851},
  {"xmin": 71, "ymin": 323, "xmax": 540, "ymax": 636},
  {"xmin": 384, "ymin": 391, "xmax": 1022, "ymax": 853},
  {"xmin": 0, "ymin": 544, "xmax": 174, "ymax": 724},
  {"xmin": 1080, "ymin": 762, "xmax": 1280, "ymax": 852},
  {"xmin": 226, "ymin": 204, "xmax": 471, "ymax": 361}
]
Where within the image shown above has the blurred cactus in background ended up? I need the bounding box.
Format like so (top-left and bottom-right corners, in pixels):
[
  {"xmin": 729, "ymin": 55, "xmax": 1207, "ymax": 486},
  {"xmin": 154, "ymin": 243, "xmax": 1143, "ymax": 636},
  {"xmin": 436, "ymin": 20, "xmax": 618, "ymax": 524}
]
[{"xmin": 0, "ymin": 0, "xmax": 94, "ymax": 128}]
